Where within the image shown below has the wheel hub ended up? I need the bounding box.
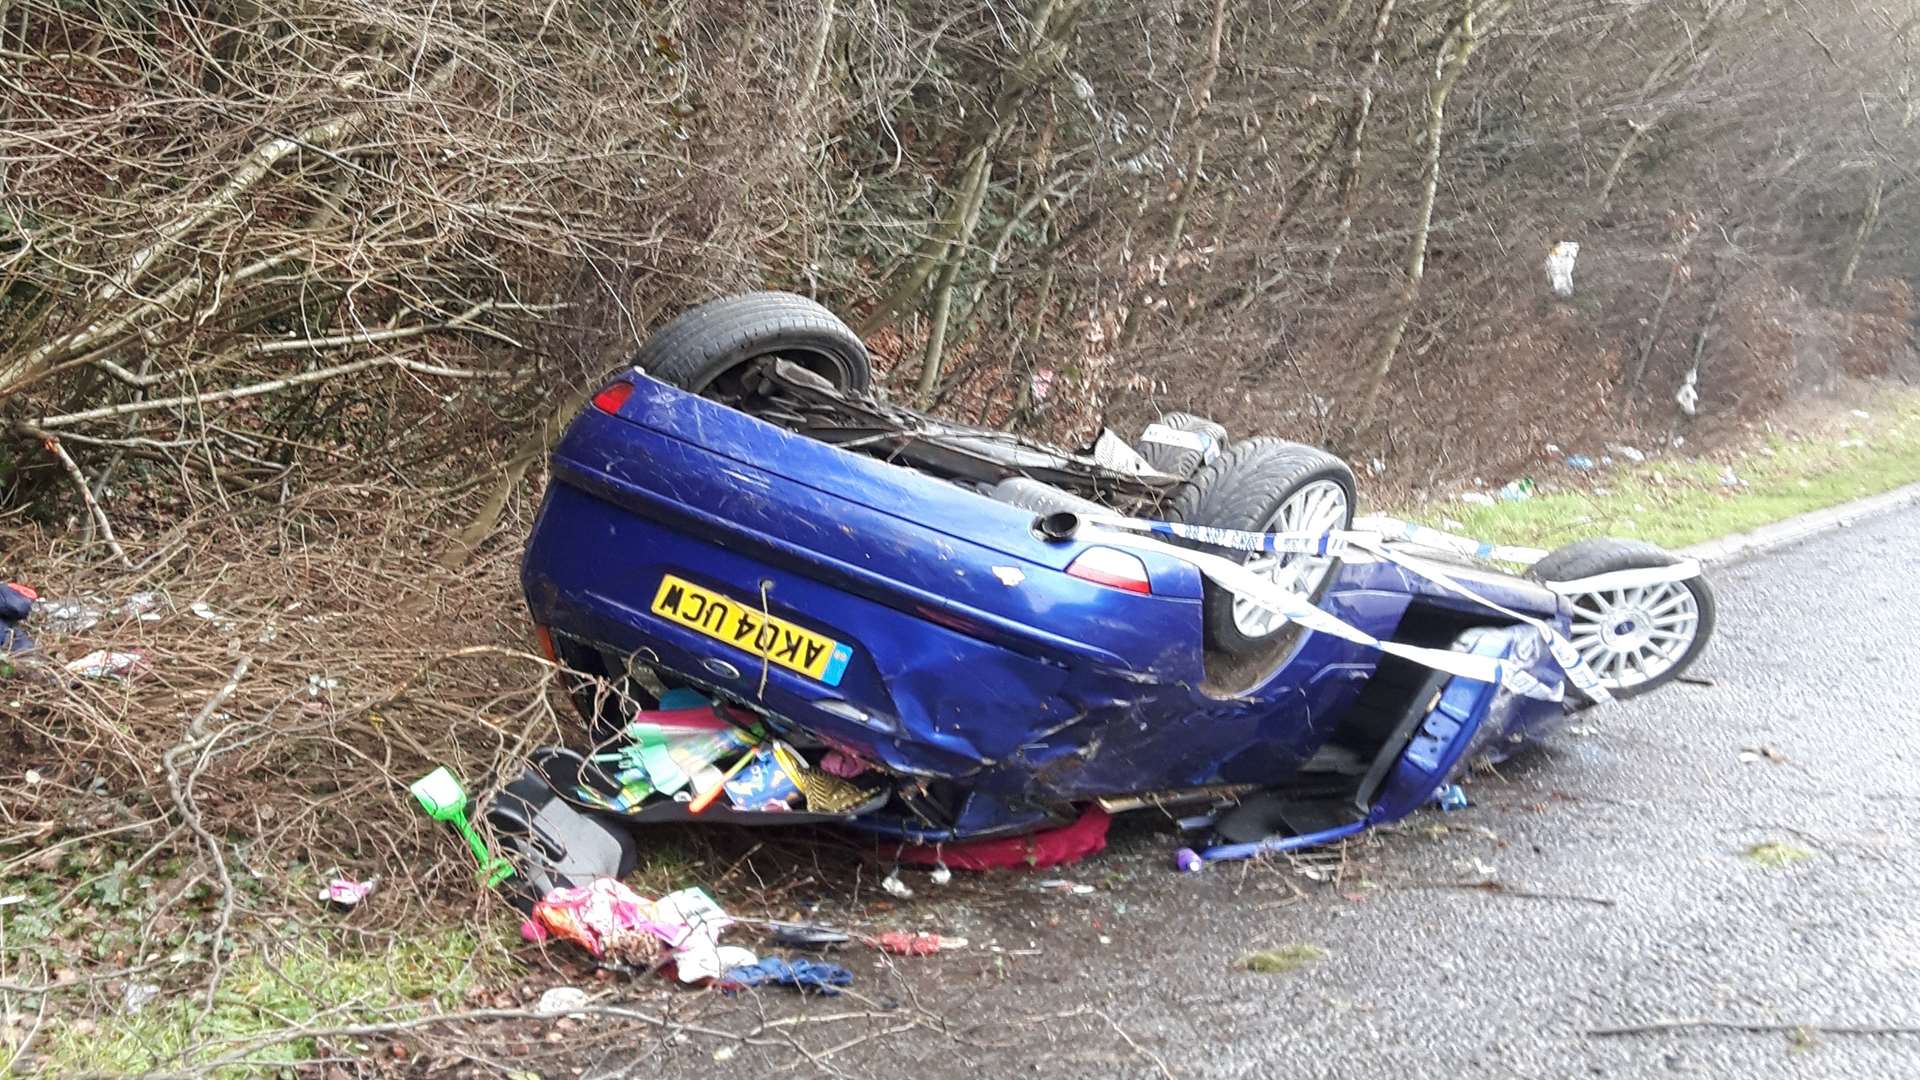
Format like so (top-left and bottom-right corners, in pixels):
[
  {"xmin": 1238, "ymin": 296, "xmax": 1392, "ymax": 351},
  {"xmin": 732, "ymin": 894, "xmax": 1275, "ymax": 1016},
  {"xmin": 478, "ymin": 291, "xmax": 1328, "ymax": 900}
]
[
  {"xmin": 1598, "ymin": 608, "xmax": 1653, "ymax": 651},
  {"xmin": 1230, "ymin": 479, "xmax": 1351, "ymax": 639},
  {"xmin": 1566, "ymin": 581, "xmax": 1701, "ymax": 690}
]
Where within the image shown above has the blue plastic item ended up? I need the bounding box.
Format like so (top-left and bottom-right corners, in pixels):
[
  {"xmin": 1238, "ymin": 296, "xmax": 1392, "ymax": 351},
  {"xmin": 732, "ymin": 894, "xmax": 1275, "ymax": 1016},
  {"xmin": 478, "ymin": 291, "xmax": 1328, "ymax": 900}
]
[
  {"xmin": 520, "ymin": 373, "xmax": 1577, "ymax": 847},
  {"xmin": 1434, "ymin": 784, "xmax": 1470, "ymax": 812},
  {"xmin": 723, "ymin": 956, "xmax": 854, "ymax": 996}
]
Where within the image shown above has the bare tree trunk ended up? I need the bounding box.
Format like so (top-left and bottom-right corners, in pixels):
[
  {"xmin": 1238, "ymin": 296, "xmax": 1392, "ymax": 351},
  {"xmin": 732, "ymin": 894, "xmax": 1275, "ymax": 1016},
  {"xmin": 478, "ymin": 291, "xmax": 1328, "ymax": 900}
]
[
  {"xmin": 1321, "ymin": 0, "xmax": 1398, "ymax": 287},
  {"xmin": 1623, "ymin": 227, "xmax": 1699, "ymax": 399},
  {"xmin": 1118, "ymin": 0, "xmax": 1228, "ymax": 347},
  {"xmin": 1836, "ymin": 178, "xmax": 1884, "ymax": 295},
  {"xmin": 1353, "ymin": 0, "xmax": 1504, "ymax": 432},
  {"xmin": 857, "ymin": 148, "xmax": 991, "ymax": 337},
  {"xmin": 1591, "ymin": 0, "xmax": 1734, "ymax": 214},
  {"xmin": 797, "ymin": 1, "xmax": 835, "ymax": 110},
  {"xmin": 915, "ymin": 153, "xmax": 993, "ymax": 404}
]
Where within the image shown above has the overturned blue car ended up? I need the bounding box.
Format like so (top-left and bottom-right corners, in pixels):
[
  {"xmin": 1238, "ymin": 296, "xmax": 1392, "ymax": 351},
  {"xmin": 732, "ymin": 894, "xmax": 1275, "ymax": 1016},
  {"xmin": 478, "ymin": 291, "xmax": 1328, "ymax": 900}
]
[{"xmin": 519, "ymin": 293, "xmax": 1715, "ymax": 861}]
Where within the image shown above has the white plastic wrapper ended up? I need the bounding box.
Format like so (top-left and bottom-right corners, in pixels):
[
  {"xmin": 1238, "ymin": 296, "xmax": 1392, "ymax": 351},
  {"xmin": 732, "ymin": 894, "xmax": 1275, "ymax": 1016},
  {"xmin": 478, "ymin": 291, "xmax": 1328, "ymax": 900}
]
[
  {"xmin": 1676, "ymin": 368, "xmax": 1700, "ymax": 416},
  {"xmin": 1545, "ymin": 241, "xmax": 1580, "ymax": 297}
]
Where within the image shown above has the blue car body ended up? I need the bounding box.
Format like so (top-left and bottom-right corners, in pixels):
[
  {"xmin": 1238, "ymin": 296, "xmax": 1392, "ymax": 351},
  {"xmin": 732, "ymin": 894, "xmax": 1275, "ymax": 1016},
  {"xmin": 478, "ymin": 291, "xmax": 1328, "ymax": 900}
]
[{"xmin": 521, "ymin": 372, "xmax": 1575, "ymax": 842}]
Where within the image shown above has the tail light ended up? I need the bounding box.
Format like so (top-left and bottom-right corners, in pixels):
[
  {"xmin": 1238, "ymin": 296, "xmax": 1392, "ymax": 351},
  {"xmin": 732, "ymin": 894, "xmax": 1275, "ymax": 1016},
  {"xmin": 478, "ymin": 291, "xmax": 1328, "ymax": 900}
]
[
  {"xmin": 591, "ymin": 379, "xmax": 635, "ymax": 414},
  {"xmin": 532, "ymin": 624, "xmax": 559, "ymax": 665},
  {"xmin": 1066, "ymin": 547, "xmax": 1153, "ymax": 594}
]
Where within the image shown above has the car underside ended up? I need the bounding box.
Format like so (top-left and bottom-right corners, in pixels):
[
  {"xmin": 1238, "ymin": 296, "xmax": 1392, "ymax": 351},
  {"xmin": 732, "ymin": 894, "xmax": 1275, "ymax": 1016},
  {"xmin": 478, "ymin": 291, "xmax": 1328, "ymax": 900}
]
[{"xmin": 518, "ymin": 293, "xmax": 1715, "ymax": 859}]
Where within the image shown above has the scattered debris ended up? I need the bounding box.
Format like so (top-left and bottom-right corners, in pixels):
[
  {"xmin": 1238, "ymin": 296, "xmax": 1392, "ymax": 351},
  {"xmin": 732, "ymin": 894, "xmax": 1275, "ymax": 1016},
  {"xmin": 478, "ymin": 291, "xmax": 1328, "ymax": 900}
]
[
  {"xmin": 929, "ymin": 863, "xmax": 952, "ymax": 886},
  {"xmin": 1036, "ymin": 880, "xmax": 1095, "ymax": 895},
  {"xmin": 767, "ymin": 922, "xmax": 852, "ymax": 949},
  {"xmin": 880, "ymin": 871, "xmax": 914, "ymax": 900},
  {"xmin": 1718, "ymin": 466, "xmax": 1743, "ymax": 487},
  {"xmin": 2, "ymin": 583, "xmax": 34, "ymax": 657},
  {"xmin": 655, "ymin": 886, "xmax": 754, "ymax": 983},
  {"xmin": 1545, "ymin": 241, "xmax": 1580, "ymax": 297},
  {"xmin": 64, "ymin": 649, "xmax": 151, "ymax": 680},
  {"xmin": 1458, "ymin": 492, "xmax": 1496, "ymax": 507},
  {"xmin": 1433, "ymin": 784, "xmax": 1470, "ymax": 812},
  {"xmin": 1566, "ymin": 455, "xmax": 1597, "ymax": 471},
  {"xmin": 318, "ymin": 876, "xmax": 378, "ymax": 908},
  {"xmin": 1744, "ymin": 841, "xmax": 1814, "ymax": 867},
  {"xmin": 1237, "ymin": 944, "xmax": 1326, "ymax": 974},
  {"xmin": 411, "ymin": 767, "xmax": 514, "ymax": 886},
  {"xmin": 521, "ymin": 877, "xmax": 666, "ymax": 968},
  {"xmin": 1609, "ymin": 444, "xmax": 1646, "ymax": 463},
  {"xmin": 1738, "ymin": 746, "xmax": 1788, "ymax": 766},
  {"xmin": 896, "ymin": 805, "xmax": 1110, "ymax": 871},
  {"xmin": 534, "ymin": 986, "xmax": 590, "ymax": 1016},
  {"xmin": 1676, "ymin": 371, "xmax": 1699, "ymax": 416},
  {"xmin": 37, "ymin": 597, "xmax": 105, "ymax": 634},
  {"xmin": 1174, "ymin": 848, "xmax": 1204, "ymax": 873},
  {"xmin": 723, "ymin": 956, "xmax": 853, "ymax": 996},
  {"xmin": 1852, "ymin": 409, "xmax": 1871, "ymax": 419},
  {"xmin": 1497, "ymin": 478, "xmax": 1535, "ymax": 502},
  {"xmin": 122, "ymin": 982, "xmax": 162, "ymax": 1015},
  {"xmin": 868, "ymin": 931, "xmax": 967, "ymax": 955}
]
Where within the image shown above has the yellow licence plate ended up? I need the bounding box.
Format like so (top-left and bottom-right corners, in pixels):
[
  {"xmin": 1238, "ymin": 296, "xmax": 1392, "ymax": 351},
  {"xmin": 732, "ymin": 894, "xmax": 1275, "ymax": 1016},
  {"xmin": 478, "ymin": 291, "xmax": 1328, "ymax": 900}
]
[{"xmin": 650, "ymin": 574, "xmax": 854, "ymax": 686}]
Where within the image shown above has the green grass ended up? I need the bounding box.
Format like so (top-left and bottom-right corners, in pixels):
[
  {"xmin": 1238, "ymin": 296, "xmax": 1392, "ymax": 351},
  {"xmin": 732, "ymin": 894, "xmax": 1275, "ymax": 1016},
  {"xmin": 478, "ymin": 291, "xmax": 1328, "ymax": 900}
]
[
  {"xmin": 1237, "ymin": 944, "xmax": 1327, "ymax": 974},
  {"xmin": 23, "ymin": 929, "xmax": 505, "ymax": 1077},
  {"xmin": 1744, "ymin": 841, "xmax": 1816, "ymax": 869},
  {"xmin": 1396, "ymin": 395, "xmax": 1920, "ymax": 551}
]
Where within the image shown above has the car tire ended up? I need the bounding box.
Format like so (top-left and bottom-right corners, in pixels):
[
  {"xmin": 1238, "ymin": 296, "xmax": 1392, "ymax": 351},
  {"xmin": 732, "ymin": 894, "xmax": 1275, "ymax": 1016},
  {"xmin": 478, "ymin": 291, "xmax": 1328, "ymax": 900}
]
[
  {"xmin": 1137, "ymin": 411, "xmax": 1228, "ymax": 480},
  {"xmin": 634, "ymin": 291, "xmax": 872, "ymax": 395},
  {"xmin": 1169, "ymin": 437, "xmax": 1357, "ymax": 658},
  {"xmin": 1527, "ymin": 538, "xmax": 1715, "ymax": 700}
]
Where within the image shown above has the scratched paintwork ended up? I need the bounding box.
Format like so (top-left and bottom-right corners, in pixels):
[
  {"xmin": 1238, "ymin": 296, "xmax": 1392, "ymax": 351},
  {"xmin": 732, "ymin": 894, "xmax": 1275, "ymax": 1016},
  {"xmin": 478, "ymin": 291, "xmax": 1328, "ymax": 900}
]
[{"xmin": 522, "ymin": 371, "xmax": 1576, "ymax": 842}]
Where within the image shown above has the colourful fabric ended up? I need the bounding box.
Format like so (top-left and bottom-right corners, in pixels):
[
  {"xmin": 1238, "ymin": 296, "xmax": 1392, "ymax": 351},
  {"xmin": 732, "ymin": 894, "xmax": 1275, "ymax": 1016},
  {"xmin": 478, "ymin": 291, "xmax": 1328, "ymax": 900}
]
[
  {"xmin": 520, "ymin": 878, "xmax": 665, "ymax": 967},
  {"xmin": 895, "ymin": 805, "xmax": 1111, "ymax": 871},
  {"xmin": 868, "ymin": 931, "xmax": 963, "ymax": 955},
  {"xmin": 723, "ymin": 956, "xmax": 853, "ymax": 995}
]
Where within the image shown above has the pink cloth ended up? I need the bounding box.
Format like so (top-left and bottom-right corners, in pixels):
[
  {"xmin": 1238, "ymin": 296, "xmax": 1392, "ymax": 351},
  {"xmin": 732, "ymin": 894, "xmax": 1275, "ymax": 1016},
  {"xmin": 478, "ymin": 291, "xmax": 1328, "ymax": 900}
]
[
  {"xmin": 894, "ymin": 805, "xmax": 1111, "ymax": 871},
  {"xmin": 520, "ymin": 878, "xmax": 665, "ymax": 966},
  {"xmin": 819, "ymin": 750, "xmax": 870, "ymax": 778}
]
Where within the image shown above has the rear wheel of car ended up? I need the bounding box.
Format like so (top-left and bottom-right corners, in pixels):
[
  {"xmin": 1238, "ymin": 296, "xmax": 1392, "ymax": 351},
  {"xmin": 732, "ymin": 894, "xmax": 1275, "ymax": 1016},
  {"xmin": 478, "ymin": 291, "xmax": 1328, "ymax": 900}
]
[
  {"xmin": 1170, "ymin": 437, "xmax": 1356, "ymax": 658},
  {"xmin": 634, "ymin": 291, "xmax": 872, "ymax": 395},
  {"xmin": 1136, "ymin": 411, "xmax": 1228, "ymax": 480},
  {"xmin": 1527, "ymin": 538, "xmax": 1715, "ymax": 700}
]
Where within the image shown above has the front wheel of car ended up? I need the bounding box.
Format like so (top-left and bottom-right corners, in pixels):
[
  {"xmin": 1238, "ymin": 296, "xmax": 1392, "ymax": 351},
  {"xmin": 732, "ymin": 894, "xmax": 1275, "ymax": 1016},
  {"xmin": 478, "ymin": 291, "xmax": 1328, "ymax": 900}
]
[
  {"xmin": 1527, "ymin": 538, "xmax": 1716, "ymax": 700},
  {"xmin": 1170, "ymin": 437, "xmax": 1356, "ymax": 658}
]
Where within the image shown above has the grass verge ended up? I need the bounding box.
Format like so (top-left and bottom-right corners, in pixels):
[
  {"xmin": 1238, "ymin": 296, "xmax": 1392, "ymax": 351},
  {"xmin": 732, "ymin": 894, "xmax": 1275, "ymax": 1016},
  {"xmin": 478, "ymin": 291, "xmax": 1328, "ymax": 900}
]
[
  {"xmin": 19, "ymin": 930, "xmax": 505, "ymax": 1076},
  {"xmin": 1400, "ymin": 392, "xmax": 1920, "ymax": 551}
]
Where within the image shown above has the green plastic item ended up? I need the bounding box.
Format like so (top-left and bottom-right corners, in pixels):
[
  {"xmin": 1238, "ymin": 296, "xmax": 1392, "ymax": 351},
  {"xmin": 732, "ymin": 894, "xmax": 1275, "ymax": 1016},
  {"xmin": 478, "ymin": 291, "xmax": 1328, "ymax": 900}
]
[{"xmin": 410, "ymin": 767, "xmax": 514, "ymax": 887}]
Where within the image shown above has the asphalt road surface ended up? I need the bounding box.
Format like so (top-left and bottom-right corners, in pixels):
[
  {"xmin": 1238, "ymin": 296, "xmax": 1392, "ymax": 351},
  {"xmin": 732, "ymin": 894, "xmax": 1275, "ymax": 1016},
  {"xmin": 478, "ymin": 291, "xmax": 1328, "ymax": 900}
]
[{"xmin": 586, "ymin": 504, "xmax": 1920, "ymax": 1080}]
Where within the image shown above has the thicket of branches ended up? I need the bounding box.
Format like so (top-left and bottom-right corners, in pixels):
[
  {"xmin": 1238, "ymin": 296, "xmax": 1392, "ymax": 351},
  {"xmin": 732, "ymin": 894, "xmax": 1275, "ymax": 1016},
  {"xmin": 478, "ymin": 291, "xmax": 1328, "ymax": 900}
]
[
  {"xmin": 4, "ymin": 0, "xmax": 1918, "ymax": 543},
  {"xmin": 1, "ymin": 5, "xmax": 1917, "ymax": 1050}
]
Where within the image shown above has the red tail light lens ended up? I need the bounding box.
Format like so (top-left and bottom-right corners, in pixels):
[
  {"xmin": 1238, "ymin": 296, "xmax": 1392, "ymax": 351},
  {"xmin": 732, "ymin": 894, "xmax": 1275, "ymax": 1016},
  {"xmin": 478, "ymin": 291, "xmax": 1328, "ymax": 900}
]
[
  {"xmin": 1066, "ymin": 547, "xmax": 1153, "ymax": 594},
  {"xmin": 591, "ymin": 380, "xmax": 635, "ymax": 414},
  {"xmin": 532, "ymin": 624, "xmax": 559, "ymax": 665}
]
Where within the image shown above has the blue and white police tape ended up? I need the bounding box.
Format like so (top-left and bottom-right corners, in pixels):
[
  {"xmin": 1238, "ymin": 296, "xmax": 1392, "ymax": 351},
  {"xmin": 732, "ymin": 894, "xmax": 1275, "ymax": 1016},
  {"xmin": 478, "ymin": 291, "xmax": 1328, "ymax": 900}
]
[
  {"xmin": 1349, "ymin": 514, "xmax": 1551, "ymax": 565},
  {"xmin": 1072, "ymin": 515, "xmax": 1704, "ymax": 706},
  {"xmin": 1076, "ymin": 520, "xmax": 1575, "ymax": 703}
]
